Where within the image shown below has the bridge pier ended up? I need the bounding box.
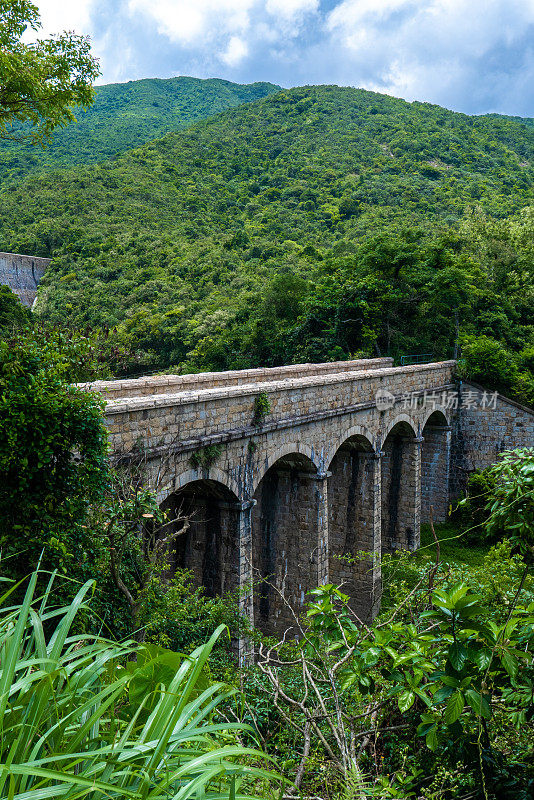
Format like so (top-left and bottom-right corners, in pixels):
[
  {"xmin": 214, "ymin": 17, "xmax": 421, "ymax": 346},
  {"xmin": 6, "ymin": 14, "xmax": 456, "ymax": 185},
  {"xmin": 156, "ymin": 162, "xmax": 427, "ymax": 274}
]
[
  {"xmin": 381, "ymin": 426, "xmax": 422, "ymax": 553},
  {"xmin": 232, "ymin": 499, "xmax": 256, "ymax": 665},
  {"xmin": 252, "ymin": 457, "xmax": 324, "ymax": 637},
  {"xmin": 328, "ymin": 442, "xmax": 382, "ymax": 622},
  {"xmin": 306, "ymin": 471, "xmax": 330, "ymax": 587},
  {"xmin": 421, "ymin": 416, "xmax": 451, "ymax": 524}
]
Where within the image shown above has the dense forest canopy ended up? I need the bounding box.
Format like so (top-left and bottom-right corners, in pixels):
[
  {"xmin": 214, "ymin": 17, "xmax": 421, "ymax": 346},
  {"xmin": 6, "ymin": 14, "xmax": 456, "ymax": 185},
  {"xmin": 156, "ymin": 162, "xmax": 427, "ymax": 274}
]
[
  {"xmin": 0, "ymin": 76, "xmax": 280, "ymax": 183},
  {"xmin": 0, "ymin": 84, "xmax": 532, "ymax": 399}
]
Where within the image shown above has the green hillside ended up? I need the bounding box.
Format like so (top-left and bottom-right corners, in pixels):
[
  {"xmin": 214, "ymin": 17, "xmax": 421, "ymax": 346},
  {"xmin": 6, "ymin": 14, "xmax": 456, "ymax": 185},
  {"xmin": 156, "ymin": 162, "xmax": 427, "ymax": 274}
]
[
  {"xmin": 0, "ymin": 85, "xmax": 533, "ymax": 394},
  {"xmin": 0, "ymin": 76, "xmax": 280, "ymax": 183}
]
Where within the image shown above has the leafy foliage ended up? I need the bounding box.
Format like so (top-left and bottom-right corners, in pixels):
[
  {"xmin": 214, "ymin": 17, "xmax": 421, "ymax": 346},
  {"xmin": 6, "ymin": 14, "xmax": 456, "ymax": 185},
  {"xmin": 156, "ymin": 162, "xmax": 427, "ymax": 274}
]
[
  {"xmin": 458, "ymin": 335, "xmax": 534, "ymax": 406},
  {"xmin": 454, "ymin": 448, "xmax": 534, "ymax": 552},
  {"xmin": 484, "ymin": 448, "xmax": 534, "ymax": 557},
  {"xmin": 0, "ymin": 284, "xmax": 28, "ymax": 328},
  {"xmin": 0, "ymin": 569, "xmax": 279, "ymax": 799},
  {"xmin": 5, "ymin": 321, "xmax": 139, "ymax": 380},
  {"xmin": 190, "ymin": 444, "xmax": 224, "ymax": 469},
  {"xmin": 251, "ymin": 550, "xmax": 534, "ymax": 799},
  {"xmin": 0, "ymin": 0, "xmax": 99, "ymax": 144},
  {"xmin": 252, "ymin": 392, "xmax": 270, "ymax": 426},
  {"xmin": 0, "ymin": 336, "xmax": 108, "ymax": 582}
]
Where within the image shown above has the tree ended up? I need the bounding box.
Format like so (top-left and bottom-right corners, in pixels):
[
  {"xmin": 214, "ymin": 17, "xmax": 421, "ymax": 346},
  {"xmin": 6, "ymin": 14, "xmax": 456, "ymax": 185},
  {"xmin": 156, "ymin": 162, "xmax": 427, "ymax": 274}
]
[
  {"xmin": 0, "ymin": 0, "xmax": 99, "ymax": 144},
  {"xmin": 484, "ymin": 448, "xmax": 534, "ymax": 558},
  {"xmin": 0, "ymin": 337, "xmax": 108, "ymax": 582},
  {"xmin": 0, "ymin": 284, "xmax": 29, "ymax": 329}
]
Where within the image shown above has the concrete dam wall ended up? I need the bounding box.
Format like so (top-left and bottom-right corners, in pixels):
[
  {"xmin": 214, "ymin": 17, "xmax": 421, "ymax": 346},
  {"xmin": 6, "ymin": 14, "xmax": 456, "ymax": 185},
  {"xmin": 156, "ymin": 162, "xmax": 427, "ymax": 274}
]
[{"xmin": 0, "ymin": 252, "xmax": 50, "ymax": 307}]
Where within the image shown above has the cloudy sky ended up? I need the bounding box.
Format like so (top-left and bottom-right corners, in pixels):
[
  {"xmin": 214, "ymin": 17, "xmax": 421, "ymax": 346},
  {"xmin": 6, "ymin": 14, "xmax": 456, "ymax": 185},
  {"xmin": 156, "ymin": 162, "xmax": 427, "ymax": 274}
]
[{"xmin": 36, "ymin": 0, "xmax": 534, "ymax": 116}]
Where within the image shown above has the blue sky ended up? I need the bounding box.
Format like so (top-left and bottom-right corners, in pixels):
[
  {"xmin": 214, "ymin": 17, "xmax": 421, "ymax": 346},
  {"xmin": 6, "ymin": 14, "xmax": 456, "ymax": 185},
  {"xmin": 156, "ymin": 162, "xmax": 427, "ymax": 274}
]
[{"xmin": 37, "ymin": 0, "xmax": 534, "ymax": 116}]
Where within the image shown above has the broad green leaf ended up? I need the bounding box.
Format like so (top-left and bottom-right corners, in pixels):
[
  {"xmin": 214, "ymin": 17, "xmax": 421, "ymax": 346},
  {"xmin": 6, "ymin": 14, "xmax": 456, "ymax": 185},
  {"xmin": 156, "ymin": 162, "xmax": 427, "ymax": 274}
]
[
  {"xmin": 468, "ymin": 646, "xmax": 492, "ymax": 671},
  {"xmin": 433, "ymin": 686, "xmax": 454, "ymax": 704},
  {"xmin": 501, "ymin": 651, "xmax": 519, "ymax": 679},
  {"xmin": 444, "ymin": 691, "xmax": 465, "ymax": 725},
  {"xmin": 465, "ymin": 689, "xmax": 492, "ymax": 719},
  {"xmin": 426, "ymin": 726, "xmax": 439, "ymax": 751},
  {"xmin": 448, "ymin": 643, "xmax": 468, "ymax": 672},
  {"xmin": 398, "ymin": 690, "xmax": 415, "ymax": 713}
]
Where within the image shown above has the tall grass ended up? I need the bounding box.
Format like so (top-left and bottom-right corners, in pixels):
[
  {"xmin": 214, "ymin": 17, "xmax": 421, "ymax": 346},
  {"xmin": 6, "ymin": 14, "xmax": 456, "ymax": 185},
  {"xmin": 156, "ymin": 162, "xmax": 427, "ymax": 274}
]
[{"xmin": 0, "ymin": 570, "xmax": 278, "ymax": 799}]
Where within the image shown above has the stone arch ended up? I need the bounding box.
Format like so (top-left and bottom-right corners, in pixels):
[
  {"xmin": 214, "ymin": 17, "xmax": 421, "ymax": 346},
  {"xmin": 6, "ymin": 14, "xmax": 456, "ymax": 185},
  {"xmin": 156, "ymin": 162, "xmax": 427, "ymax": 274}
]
[
  {"xmin": 251, "ymin": 442, "xmax": 319, "ymax": 495},
  {"xmin": 251, "ymin": 449, "xmax": 320, "ymax": 635},
  {"xmin": 160, "ymin": 475, "xmax": 241, "ymax": 600},
  {"xmin": 327, "ymin": 429, "xmax": 380, "ymax": 622},
  {"xmin": 421, "ymin": 409, "xmax": 451, "ymax": 524},
  {"xmin": 156, "ymin": 466, "xmax": 243, "ymax": 506},
  {"xmin": 379, "ymin": 414, "xmax": 418, "ymax": 448},
  {"xmin": 380, "ymin": 419, "xmax": 421, "ymax": 554},
  {"xmin": 325, "ymin": 424, "xmax": 377, "ymax": 470},
  {"xmin": 421, "ymin": 406, "xmax": 450, "ymax": 431}
]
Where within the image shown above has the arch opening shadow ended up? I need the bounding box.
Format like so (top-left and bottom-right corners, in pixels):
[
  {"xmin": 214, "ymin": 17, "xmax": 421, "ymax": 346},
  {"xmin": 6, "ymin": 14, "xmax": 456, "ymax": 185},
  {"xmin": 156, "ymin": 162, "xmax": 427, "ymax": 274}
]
[
  {"xmin": 381, "ymin": 421, "xmax": 419, "ymax": 554},
  {"xmin": 328, "ymin": 434, "xmax": 379, "ymax": 622},
  {"xmin": 251, "ymin": 453, "xmax": 318, "ymax": 636},
  {"xmin": 161, "ymin": 479, "xmax": 240, "ymax": 599},
  {"xmin": 421, "ymin": 410, "xmax": 450, "ymax": 524}
]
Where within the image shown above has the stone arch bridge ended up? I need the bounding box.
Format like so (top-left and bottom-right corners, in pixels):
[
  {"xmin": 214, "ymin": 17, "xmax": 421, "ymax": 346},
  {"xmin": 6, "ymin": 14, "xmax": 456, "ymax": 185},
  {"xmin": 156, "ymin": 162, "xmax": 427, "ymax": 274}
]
[{"xmin": 84, "ymin": 357, "xmax": 534, "ymax": 643}]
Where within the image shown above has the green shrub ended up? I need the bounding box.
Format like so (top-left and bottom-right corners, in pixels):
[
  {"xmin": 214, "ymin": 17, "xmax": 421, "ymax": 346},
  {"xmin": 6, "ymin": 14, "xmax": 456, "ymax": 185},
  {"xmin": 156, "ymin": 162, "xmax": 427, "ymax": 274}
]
[
  {"xmin": 458, "ymin": 335, "xmax": 518, "ymax": 394},
  {"xmin": 0, "ymin": 285, "xmax": 29, "ymax": 330},
  {"xmin": 253, "ymin": 392, "xmax": 271, "ymax": 426},
  {"xmin": 458, "ymin": 335, "xmax": 534, "ymax": 407},
  {"xmin": 0, "ymin": 568, "xmax": 280, "ymax": 799},
  {"xmin": 0, "ymin": 338, "xmax": 108, "ymax": 586},
  {"xmin": 190, "ymin": 444, "xmax": 223, "ymax": 469},
  {"xmin": 140, "ymin": 566, "xmax": 246, "ymax": 660},
  {"xmin": 451, "ymin": 468, "xmax": 498, "ymax": 542}
]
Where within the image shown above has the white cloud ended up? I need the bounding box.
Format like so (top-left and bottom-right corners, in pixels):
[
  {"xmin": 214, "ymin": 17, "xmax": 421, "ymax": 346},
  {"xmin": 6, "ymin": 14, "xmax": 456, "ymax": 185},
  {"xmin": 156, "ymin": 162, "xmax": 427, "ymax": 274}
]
[
  {"xmin": 127, "ymin": 0, "xmax": 255, "ymax": 45},
  {"xmin": 327, "ymin": 0, "xmax": 413, "ymax": 29},
  {"xmin": 324, "ymin": 0, "xmax": 534, "ymax": 109},
  {"xmin": 35, "ymin": 0, "xmax": 95, "ymax": 35},
  {"xmin": 221, "ymin": 35, "xmax": 249, "ymax": 66},
  {"xmin": 266, "ymin": 0, "xmax": 319, "ymax": 19},
  {"xmin": 123, "ymin": 0, "xmax": 322, "ymax": 67}
]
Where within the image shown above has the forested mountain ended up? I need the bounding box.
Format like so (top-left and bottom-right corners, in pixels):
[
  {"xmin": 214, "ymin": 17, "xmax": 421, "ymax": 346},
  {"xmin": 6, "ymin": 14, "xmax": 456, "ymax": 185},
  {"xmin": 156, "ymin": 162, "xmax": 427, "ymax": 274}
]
[
  {"xmin": 0, "ymin": 85, "xmax": 532, "ymax": 396},
  {"xmin": 0, "ymin": 76, "xmax": 280, "ymax": 184}
]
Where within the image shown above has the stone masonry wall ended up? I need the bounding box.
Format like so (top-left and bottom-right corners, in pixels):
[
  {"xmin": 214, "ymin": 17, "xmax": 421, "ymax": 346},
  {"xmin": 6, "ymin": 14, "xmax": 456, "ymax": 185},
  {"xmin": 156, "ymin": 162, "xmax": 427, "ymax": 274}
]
[
  {"xmin": 450, "ymin": 381, "xmax": 534, "ymax": 497},
  {"xmin": 0, "ymin": 252, "xmax": 50, "ymax": 307},
  {"xmin": 87, "ymin": 359, "xmax": 460, "ymax": 640},
  {"xmin": 99, "ymin": 361, "xmax": 456, "ymax": 460},
  {"xmin": 82, "ymin": 358, "xmax": 393, "ymax": 400},
  {"xmin": 251, "ymin": 465, "xmax": 319, "ymax": 636},
  {"xmin": 421, "ymin": 424, "xmax": 451, "ymax": 523},
  {"xmin": 328, "ymin": 447, "xmax": 379, "ymax": 622}
]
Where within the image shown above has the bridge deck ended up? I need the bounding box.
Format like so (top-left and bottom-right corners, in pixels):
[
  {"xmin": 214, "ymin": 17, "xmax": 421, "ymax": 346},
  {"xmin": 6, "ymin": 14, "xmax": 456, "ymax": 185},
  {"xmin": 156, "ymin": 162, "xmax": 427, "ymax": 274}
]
[
  {"xmin": 80, "ymin": 357, "xmax": 393, "ymax": 400},
  {"xmin": 101, "ymin": 361, "xmax": 455, "ymax": 415},
  {"xmin": 90, "ymin": 360, "xmax": 457, "ymax": 460}
]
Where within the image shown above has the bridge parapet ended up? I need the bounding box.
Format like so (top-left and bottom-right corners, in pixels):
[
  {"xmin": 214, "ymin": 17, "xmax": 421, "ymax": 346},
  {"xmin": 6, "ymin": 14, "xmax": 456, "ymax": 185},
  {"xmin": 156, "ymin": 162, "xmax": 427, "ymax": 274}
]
[
  {"xmin": 81, "ymin": 357, "xmax": 393, "ymax": 400},
  {"xmin": 100, "ymin": 360, "xmax": 456, "ymax": 457}
]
